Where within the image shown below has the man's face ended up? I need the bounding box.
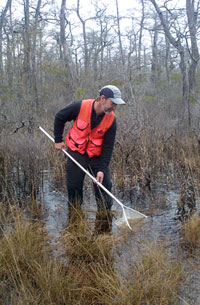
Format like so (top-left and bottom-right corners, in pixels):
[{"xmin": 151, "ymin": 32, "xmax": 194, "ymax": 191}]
[{"xmin": 101, "ymin": 96, "xmax": 117, "ymax": 114}]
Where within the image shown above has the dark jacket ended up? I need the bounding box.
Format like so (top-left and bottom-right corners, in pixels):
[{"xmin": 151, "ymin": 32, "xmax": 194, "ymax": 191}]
[{"xmin": 54, "ymin": 100, "xmax": 117, "ymax": 173}]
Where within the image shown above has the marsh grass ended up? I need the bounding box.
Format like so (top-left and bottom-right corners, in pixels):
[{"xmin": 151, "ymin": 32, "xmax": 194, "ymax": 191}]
[
  {"xmin": 25, "ymin": 198, "xmax": 44, "ymax": 220},
  {"xmin": 112, "ymin": 126, "xmax": 200, "ymax": 222},
  {"xmin": 126, "ymin": 242, "xmax": 184, "ymax": 305},
  {"xmin": 0, "ymin": 203, "xmax": 185, "ymax": 305},
  {"xmin": 1, "ymin": 124, "xmax": 200, "ymax": 304},
  {"xmin": 60, "ymin": 210, "xmax": 118, "ymax": 264},
  {"xmin": 0, "ymin": 209, "xmax": 50, "ymax": 304},
  {"xmin": 181, "ymin": 213, "xmax": 200, "ymax": 249},
  {"xmin": 112, "ymin": 130, "xmax": 173, "ymax": 194},
  {"xmin": 46, "ymin": 143, "xmax": 66, "ymax": 181},
  {"xmin": 174, "ymin": 138, "xmax": 200, "ymax": 220},
  {"xmin": 0, "ymin": 133, "xmax": 47, "ymax": 203}
]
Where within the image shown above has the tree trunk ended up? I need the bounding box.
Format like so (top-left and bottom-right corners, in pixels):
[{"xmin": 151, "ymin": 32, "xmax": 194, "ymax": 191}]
[
  {"xmin": 31, "ymin": 0, "xmax": 42, "ymax": 108},
  {"xmin": 99, "ymin": 20, "xmax": 104, "ymax": 81},
  {"xmin": 150, "ymin": 0, "xmax": 191, "ymax": 127},
  {"xmin": 138, "ymin": 0, "xmax": 145, "ymax": 69},
  {"xmin": 165, "ymin": 34, "xmax": 170, "ymax": 84},
  {"xmin": 0, "ymin": 0, "xmax": 12, "ymax": 84},
  {"xmin": 76, "ymin": 0, "xmax": 89, "ymax": 74},
  {"xmin": 151, "ymin": 18, "xmax": 159, "ymax": 83},
  {"xmin": 186, "ymin": 0, "xmax": 199, "ymax": 93},
  {"xmin": 60, "ymin": 0, "xmax": 75, "ymax": 84},
  {"xmin": 115, "ymin": 0, "xmax": 125, "ymax": 66},
  {"xmin": 23, "ymin": 0, "xmax": 31, "ymax": 91},
  {"xmin": 5, "ymin": 29, "xmax": 13, "ymax": 86}
]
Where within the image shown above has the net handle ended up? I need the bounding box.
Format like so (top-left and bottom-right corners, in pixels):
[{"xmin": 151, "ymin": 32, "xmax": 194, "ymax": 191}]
[{"xmin": 39, "ymin": 126, "xmax": 148, "ymax": 230}]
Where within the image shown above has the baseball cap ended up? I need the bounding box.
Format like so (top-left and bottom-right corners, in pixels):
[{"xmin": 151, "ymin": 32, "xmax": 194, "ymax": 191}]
[{"xmin": 99, "ymin": 85, "xmax": 126, "ymax": 105}]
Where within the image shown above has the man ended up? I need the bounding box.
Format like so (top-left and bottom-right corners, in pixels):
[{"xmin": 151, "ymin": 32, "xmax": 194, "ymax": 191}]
[{"xmin": 54, "ymin": 85, "xmax": 126, "ymax": 214}]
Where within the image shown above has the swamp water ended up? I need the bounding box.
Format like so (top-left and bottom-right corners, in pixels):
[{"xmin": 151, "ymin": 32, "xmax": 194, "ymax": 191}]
[{"xmin": 40, "ymin": 170, "xmax": 200, "ymax": 304}]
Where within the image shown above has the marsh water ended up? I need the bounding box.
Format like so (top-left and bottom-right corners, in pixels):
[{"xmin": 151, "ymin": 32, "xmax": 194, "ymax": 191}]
[{"xmin": 41, "ymin": 170, "xmax": 200, "ymax": 305}]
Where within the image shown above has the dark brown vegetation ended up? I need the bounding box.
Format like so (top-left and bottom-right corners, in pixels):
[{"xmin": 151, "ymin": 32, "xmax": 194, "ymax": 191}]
[
  {"xmin": 1, "ymin": 111, "xmax": 200, "ymax": 303},
  {"xmin": 0, "ymin": 203, "xmax": 184, "ymax": 305},
  {"xmin": 1, "ymin": 0, "xmax": 200, "ymax": 303}
]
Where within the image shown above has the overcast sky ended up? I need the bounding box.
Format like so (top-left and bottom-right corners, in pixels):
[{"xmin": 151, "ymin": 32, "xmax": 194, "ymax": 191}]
[
  {"xmin": 0, "ymin": 0, "xmax": 186, "ymax": 16},
  {"xmin": 0, "ymin": 0, "xmax": 187, "ymax": 45}
]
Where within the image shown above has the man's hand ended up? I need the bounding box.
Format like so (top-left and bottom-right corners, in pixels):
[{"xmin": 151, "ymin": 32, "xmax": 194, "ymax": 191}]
[
  {"xmin": 96, "ymin": 171, "xmax": 104, "ymax": 184},
  {"xmin": 55, "ymin": 142, "xmax": 66, "ymax": 150}
]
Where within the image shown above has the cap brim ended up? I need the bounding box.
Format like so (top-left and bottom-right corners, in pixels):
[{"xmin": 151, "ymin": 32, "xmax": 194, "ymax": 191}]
[{"xmin": 110, "ymin": 97, "xmax": 126, "ymax": 105}]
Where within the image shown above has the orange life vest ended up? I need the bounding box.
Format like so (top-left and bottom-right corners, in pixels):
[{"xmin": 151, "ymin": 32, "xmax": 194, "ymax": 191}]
[{"xmin": 66, "ymin": 99, "xmax": 115, "ymax": 158}]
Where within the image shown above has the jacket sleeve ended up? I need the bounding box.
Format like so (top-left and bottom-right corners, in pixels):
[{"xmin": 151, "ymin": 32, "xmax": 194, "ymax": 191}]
[
  {"xmin": 54, "ymin": 101, "xmax": 81, "ymax": 143},
  {"xmin": 98, "ymin": 118, "xmax": 117, "ymax": 173}
]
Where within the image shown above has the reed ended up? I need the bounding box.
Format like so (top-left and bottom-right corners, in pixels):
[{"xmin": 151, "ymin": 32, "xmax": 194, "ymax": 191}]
[
  {"xmin": 125, "ymin": 242, "xmax": 183, "ymax": 305},
  {"xmin": 46, "ymin": 143, "xmax": 67, "ymax": 184},
  {"xmin": 0, "ymin": 205, "xmax": 184, "ymax": 305},
  {"xmin": 181, "ymin": 213, "xmax": 200, "ymax": 249},
  {"xmin": 1, "ymin": 122, "xmax": 200, "ymax": 304},
  {"xmin": 0, "ymin": 209, "xmax": 50, "ymax": 304},
  {"xmin": 60, "ymin": 208, "xmax": 118, "ymax": 264},
  {"xmin": 0, "ymin": 133, "xmax": 47, "ymax": 202},
  {"xmin": 112, "ymin": 115, "xmax": 200, "ymax": 222}
]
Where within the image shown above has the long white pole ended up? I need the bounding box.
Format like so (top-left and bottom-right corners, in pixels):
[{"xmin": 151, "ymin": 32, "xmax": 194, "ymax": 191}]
[{"xmin": 39, "ymin": 126, "xmax": 148, "ymax": 229}]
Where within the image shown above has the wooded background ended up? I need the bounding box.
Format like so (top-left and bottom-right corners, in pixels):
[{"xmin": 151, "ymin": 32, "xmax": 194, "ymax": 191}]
[{"xmin": 1, "ymin": 0, "xmax": 200, "ymax": 135}]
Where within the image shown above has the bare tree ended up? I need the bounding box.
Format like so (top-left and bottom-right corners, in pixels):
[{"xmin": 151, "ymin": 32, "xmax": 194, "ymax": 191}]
[
  {"xmin": 151, "ymin": 17, "xmax": 159, "ymax": 83},
  {"xmin": 138, "ymin": 0, "xmax": 145, "ymax": 70},
  {"xmin": 23, "ymin": 0, "xmax": 44, "ymax": 131},
  {"xmin": 164, "ymin": 27, "xmax": 171, "ymax": 83},
  {"xmin": 115, "ymin": 0, "xmax": 125, "ymax": 66},
  {"xmin": 90, "ymin": 4, "xmax": 113, "ymax": 81},
  {"xmin": 186, "ymin": 0, "xmax": 200, "ymax": 93},
  {"xmin": 31, "ymin": 0, "xmax": 42, "ymax": 107},
  {"xmin": 76, "ymin": 0, "xmax": 89, "ymax": 74},
  {"xmin": 4, "ymin": 24, "xmax": 13, "ymax": 86},
  {"xmin": 93, "ymin": 5, "xmax": 113, "ymax": 81},
  {"xmin": 60, "ymin": 0, "xmax": 75, "ymax": 85},
  {"xmin": 23, "ymin": 0, "xmax": 32, "ymax": 93},
  {"xmin": 149, "ymin": 0, "xmax": 200, "ymax": 127},
  {"xmin": 0, "ymin": 0, "xmax": 12, "ymax": 84}
]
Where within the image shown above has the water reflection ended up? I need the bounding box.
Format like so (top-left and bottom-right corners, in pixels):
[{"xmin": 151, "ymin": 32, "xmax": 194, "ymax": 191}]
[
  {"xmin": 42, "ymin": 170, "xmax": 200, "ymax": 304},
  {"xmin": 42, "ymin": 170, "xmax": 182, "ymax": 239}
]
